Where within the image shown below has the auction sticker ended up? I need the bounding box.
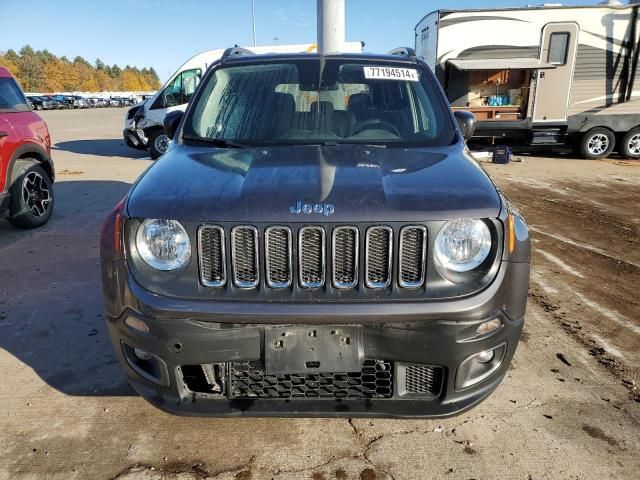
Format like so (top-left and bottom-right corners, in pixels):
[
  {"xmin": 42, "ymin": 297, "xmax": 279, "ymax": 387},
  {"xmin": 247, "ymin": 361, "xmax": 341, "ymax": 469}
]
[{"xmin": 364, "ymin": 66, "xmax": 419, "ymax": 81}]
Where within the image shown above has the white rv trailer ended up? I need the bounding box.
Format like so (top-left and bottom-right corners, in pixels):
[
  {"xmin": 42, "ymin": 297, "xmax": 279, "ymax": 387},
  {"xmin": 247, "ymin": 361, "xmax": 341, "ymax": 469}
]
[
  {"xmin": 415, "ymin": 2, "xmax": 640, "ymax": 159},
  {"xmin": 124, "ymin": 42, "xmax": 364, "ymax": 158}
]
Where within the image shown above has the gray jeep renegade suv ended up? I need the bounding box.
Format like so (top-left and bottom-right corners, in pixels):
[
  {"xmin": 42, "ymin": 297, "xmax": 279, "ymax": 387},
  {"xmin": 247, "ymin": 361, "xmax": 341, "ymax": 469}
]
[{"xmin": 100, "ymin": 48, "xmax": 530, "ymax": 417}]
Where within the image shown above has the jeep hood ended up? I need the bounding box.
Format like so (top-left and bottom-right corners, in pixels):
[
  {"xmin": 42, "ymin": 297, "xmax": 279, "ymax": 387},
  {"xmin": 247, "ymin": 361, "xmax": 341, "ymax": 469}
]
[{"xmin": 127, "ymin": 144, "xmax": 502, "ymax": 222}]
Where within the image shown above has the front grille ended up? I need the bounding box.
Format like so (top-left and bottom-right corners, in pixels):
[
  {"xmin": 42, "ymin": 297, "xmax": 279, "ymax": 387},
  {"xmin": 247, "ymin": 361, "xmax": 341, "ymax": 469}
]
[
  {"xmin": 265, "ymin": 227, "xmax": 292, "ymax": 288},
  {"xmin": 365, "ymin": 226, "xmax": 393, "ymax": 288},
  {"xmin": 197, "ymin": 223, "xmax": 432, "ymax": 291},
  {"xmin": 332, "ymin": 227, "xmax": 358, "ymax": 288},
  {"xmin": 198, "ymin": 226, "xmax": 226, "ymax": 287},
  {"xmin": 231, "ymin": 226, "xmax": 259, "ymax": 288},
  {"xmin": 399, "ymin": 226, "xmax": 427, "ymax": 288},
  {"xmin": 299, "ymin": 227, "xmax": 325, "ymax": 288},
  {"xmin": 404, "ymin": 365, "xmax": 444, "ymax": 397},
  {"xmin": 230, "ymin": 360, "xmax": 393, "ymax": 399}
]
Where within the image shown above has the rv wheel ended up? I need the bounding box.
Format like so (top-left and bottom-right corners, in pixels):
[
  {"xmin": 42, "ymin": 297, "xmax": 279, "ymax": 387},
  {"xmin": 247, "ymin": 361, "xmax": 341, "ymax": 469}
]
[
  {"xmin": 620, "ymin": 127, "xmax": 640, "ymax": 159},
  {"xmin": 580, "ymin": 128, "xmax": 615, "ymax": 160}
]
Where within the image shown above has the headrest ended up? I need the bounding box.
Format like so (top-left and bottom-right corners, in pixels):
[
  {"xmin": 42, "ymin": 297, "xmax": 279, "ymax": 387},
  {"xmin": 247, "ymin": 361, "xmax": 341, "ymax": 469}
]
[{"xmin": 347, "ymin": 93, "xmax": 372, "ymax": 110}]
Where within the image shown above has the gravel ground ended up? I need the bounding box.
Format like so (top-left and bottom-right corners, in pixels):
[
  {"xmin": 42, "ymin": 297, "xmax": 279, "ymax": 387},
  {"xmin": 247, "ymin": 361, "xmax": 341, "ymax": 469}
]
[{"xmin": 0, "ymin": 108, "xmax": 638, "ymax": 480}]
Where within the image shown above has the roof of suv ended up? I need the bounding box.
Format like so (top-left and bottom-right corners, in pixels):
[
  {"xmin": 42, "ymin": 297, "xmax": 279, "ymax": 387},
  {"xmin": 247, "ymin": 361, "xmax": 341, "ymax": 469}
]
[{"xmin": 223, "ymin": 52, "xmax": 419, "ymax": 66}]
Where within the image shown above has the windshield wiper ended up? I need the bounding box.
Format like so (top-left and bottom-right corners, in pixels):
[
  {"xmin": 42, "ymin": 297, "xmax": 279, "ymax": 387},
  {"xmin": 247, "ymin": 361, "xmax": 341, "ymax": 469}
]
[{"xmin": 183, "ymin": 135, "xmax": 247, "ymax": 148}]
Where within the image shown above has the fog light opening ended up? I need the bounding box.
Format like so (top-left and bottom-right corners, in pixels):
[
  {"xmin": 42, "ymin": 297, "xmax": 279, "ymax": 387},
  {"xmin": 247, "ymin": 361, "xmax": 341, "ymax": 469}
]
[
  {"xmin": 121, "ymin": 342, "xmax": 170, "ymax": 387},
  {"xmin": 475, "ymin": 350, "xmax": 495, "ymax": 363},
  {"xmin": 134, "ymin": 348, "xmax": 153, "ymax": 361},
  {"xmin": 455, "ymin": 343, "xmax": 507, "ymax": 391}
]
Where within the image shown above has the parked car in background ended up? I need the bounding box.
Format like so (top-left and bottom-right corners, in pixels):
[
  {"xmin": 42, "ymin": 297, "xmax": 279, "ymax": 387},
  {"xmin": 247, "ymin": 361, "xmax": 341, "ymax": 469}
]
[
  {"xmin": 89, "ymin": 97, "xmax": 100, "ymax": 107},
  {"xmin": 109, "ymin": 97, "xmax": 122, "ymax": 107},
  {"xmin": 0, "ymin": 67, "xmax": 55, "ymax": 228},
  {"xmin": 27, "ymin": 96, "xmax": 56, "ymax": 111},
  {"xmin": 52, "ymin": 95, "xmax": 73, "ymax": 108},
  {"xmin": 42, "ymin": 96, "xmax": 65, "ymax": 109},
  {"xmin": 71, "ymin": 95, "xmax": 88, "ymax": 108}
]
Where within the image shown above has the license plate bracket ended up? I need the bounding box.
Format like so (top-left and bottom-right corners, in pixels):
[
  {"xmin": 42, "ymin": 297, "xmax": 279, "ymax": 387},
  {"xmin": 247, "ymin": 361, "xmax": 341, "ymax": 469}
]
[{"xmin": 264, "ymin": 326, "xmax": 363, "ymax": 375}]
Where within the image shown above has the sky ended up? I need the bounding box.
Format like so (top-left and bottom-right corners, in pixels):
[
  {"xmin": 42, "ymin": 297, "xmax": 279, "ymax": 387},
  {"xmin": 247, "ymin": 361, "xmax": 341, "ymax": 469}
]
[{"xmin": 1, "ymin": 0, "xmax": 601, "ymax": 83}]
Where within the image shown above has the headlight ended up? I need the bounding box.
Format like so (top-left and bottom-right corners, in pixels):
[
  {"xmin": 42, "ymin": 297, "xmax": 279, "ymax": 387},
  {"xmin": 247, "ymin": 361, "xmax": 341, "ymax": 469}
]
[
  {"xmin": 135, "ymin": 219, "xmax": 191, "ymax": 270},
  {"xmin": 434, "ymin": 219, "xmax": 491, "ymax": 272}
]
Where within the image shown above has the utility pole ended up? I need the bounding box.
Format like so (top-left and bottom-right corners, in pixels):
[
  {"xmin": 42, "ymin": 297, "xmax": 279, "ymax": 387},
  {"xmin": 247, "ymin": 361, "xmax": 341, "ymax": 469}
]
[
  {"xmin": 317, "ymin": 0, "xmax": 345, "ymax": 54},
  {"xmin": 252, "ymin": 0, "xmax": 257, "ymax": 46}
]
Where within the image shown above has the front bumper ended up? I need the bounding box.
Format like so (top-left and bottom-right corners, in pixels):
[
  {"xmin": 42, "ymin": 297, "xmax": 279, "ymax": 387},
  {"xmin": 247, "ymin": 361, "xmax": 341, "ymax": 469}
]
[
  {"xmin": 103, "ymin": 259, "xmax": 528, "ymax": 417},
  {"xmin": 123, "ymin": 127, "xmax": 148, "ymax": 149}
]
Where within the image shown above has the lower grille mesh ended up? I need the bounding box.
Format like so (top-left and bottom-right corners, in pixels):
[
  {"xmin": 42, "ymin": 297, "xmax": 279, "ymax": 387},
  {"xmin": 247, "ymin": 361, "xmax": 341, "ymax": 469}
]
[
  {"xmin": 230, "ymin": 360, "xmax": 393, "ymax": 399},
  {"xmin": 405, "ymin": 365, "xmax": 443, "ymax": 396}
]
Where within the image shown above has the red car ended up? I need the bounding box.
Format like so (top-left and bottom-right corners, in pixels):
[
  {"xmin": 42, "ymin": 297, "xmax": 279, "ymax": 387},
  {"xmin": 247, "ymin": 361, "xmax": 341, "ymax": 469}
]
[{"xmin": 0, "ymin": 67, "xmax": 54, "ymax": 228}]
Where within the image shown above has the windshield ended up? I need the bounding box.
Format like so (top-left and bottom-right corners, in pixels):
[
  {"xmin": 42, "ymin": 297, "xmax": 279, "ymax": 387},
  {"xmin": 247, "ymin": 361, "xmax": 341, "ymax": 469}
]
[{"xmin": 185, "ymin": 58, "xmax": 456, "ymax": 147}]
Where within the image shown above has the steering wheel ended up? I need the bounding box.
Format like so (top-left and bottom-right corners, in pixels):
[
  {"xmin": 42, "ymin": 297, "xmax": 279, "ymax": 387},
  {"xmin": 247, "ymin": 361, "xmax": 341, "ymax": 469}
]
[{"xmin": 352, "ymin": 119, "xmax": 401, "ymax": 136}]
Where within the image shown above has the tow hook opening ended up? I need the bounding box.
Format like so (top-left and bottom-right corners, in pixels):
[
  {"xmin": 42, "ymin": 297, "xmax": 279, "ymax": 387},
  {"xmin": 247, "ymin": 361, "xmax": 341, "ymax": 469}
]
[{"xmin": 180, "ymin": 363, "xmax": 227, "ymax": 396}]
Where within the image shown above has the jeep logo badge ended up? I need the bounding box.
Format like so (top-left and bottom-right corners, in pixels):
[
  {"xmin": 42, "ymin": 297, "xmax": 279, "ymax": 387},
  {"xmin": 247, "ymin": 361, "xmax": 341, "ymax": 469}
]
[{"xmin": 289, "ymin": 200, "xmax": 335, "ymax": 217}]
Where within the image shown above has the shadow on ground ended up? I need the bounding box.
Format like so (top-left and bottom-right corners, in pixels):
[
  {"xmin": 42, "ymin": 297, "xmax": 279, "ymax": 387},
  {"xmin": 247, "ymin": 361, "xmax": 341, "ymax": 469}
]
[
  {"xmin": 54, "ymin": 139, "xmax": 149, "ymax": 159},
  {"xmin": 0, "ymin": 180, "xmax": 135, "ymax": 396}
]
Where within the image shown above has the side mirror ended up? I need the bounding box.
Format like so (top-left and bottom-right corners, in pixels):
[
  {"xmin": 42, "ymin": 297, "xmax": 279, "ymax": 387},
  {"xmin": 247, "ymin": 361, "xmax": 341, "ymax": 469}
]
[
  {"xmin": 164, "ymin": 110, "xmax": 184, "ymax": 140},
  {"xmin": 454, "ymin": 110, "xmax": 476, "ymax": 142}
]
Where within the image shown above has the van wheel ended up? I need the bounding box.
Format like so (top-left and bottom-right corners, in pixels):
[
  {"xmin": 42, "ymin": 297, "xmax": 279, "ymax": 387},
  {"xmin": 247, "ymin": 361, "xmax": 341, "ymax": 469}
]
[
  {"xmin": 8, "ymin": 161, "xmax": 54, "ymax": 229},
  {"xmin": 620, "ymin": 127, "xmax": 640, "ymax": 159},
  {"xmin": 580, "ymin": 128, "xmax": 615, "ymax": 159},
  {"xmin": 149, "ymin": 130, "xmax": 169, "ymax": 160}
]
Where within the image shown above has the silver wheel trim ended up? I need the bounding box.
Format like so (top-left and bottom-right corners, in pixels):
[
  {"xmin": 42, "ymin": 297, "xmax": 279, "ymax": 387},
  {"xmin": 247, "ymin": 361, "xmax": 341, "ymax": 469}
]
[
  {"xmin": 155, "ymin": 134, "xmax": 169, "ymax": 154},
  {"xmin": 627, "ymin": 133, "xmax": 640, "ymax": 155},
  {"xmin": 587, "ymin": 134, "xmax": 610, "ymax": 155},
  {"xmin": 21, "ymin": 171, "xmax": 51, "ymax": 217}
]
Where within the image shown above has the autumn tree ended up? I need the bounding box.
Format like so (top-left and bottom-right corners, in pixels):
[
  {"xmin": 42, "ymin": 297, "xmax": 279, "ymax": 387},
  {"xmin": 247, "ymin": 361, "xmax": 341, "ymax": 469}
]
[{"xmin": 0, "ymin": 46, "xmax": 160, "ymax": 92}]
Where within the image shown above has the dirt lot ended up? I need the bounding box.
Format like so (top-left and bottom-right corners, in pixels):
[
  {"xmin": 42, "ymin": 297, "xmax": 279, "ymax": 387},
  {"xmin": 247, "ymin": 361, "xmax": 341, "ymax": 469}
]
[{"xmin": 0, "ymin": 108, "xmax": 638, "ymax": 480}]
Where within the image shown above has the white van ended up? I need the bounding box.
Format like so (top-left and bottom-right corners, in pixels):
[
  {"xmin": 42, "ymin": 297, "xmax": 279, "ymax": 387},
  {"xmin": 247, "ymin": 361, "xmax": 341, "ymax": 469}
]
[{"xmin": 123, "ymin": 42, "xmax": 365, "ymax": 158}]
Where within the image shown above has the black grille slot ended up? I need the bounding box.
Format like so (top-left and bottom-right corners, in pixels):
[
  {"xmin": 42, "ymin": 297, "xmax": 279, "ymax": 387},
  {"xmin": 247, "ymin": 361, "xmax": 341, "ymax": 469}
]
[
  {"xmin": 332, "ymin": 227, "xmax": 358, "ymax": 288},
  {"xmin": 198, "ymin": 226, "xmax": 226, "ymax": 287},
  {"xmin": 403, "ymin": 365, "xmax": 444, "ymax": 397},
  {"xmin": 231, "ymin": 226, "xmax": 259, "ymax": 288},
  {"xmin": 399, "ymin": 226, "xmax": 427, "ymax": 288},
  {"xmin": 230, "ymin": 360, "xmax": 393, "ymax": 399},
  {"xmin": 365, "ymin": 226, "xmax": 392, "ymax": 288},
  {"xmin": 265, "ymin": 227, "xmax": 292, "ymax": 288},
  {"xmin": 299, "ymin": 227, "xmax": 325, "ymax": 288}
]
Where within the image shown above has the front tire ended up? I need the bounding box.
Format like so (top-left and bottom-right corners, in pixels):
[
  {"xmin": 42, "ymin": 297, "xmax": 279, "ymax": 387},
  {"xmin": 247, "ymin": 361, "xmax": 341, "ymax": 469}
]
[
  {"xmin": 149, "ymin": 130, "xmax": 169, "ymax": 160},
  {"xmin": 580, "ymin": 128, "xmax": 615, "ymax": 160},
  {"xmin": 620, "ymin": 127, "xmax": 640, "ymax": 159},
  {"xmin": 8, "ymin": 162, "xmax": 54, "ymax": 229}
]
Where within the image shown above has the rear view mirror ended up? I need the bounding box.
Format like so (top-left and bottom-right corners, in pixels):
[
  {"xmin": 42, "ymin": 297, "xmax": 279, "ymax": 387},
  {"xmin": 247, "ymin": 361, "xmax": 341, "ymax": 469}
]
[
  {"xmin": 164, "ymin": 111, "xmax": 184, "ymax": 140},
  {"xmin": 454, "ymin": 110, "xmax": 476, "ymax": 142}
]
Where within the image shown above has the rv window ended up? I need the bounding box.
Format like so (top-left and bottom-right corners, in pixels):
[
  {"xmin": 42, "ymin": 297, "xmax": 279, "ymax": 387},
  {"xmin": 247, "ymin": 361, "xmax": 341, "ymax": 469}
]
[{"xmin": 548, "ymin": 32, "xmax": 569, "ymax": 65}]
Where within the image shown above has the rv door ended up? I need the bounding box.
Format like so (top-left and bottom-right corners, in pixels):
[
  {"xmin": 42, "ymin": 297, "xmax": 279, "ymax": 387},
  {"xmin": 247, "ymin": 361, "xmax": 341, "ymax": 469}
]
[{"xmin": 532, "ymin": 22, "xmax": 579, "ymax": 123}]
